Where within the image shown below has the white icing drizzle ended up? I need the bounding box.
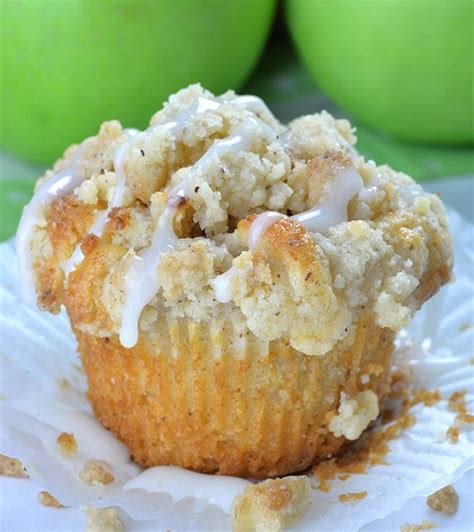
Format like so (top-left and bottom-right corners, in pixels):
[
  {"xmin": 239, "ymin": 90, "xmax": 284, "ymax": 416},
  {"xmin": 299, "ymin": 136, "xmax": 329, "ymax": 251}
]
[
  {"xmin": 62, "ymin": 96, "xmax": 271, "ymax": 275},
  {"xmin": 292, "ymin": 166, "xmax": 363, "ymax": 233},
  {"xmin": 209, "ymin": 267, "xmax": 236, "ymax": 304},
  {"xmin": 118, "ymin": 114, "xmax": 278, "ymax": 347},
  {"xmin": 119, "ymin": 193, "xmax": 180, "ymax": 348},
  {"xmin": 15, "ymin": 138, "xmax": 92, "ymax": 305},
  {"xmin": 247, "ymin": 211, "xmax": 286, "ymax": 250},
  {"xmin": 398, "ymin": 183, "xmax": 424, "ymax": 205},
  {"xmin": 224, "ymin": 94, "xmax": 280, "ymax": 131},
  {"xmin": 20, "ymin": 90, "xmax": 372, "ymax": 348},
  {"xmin": 62, "ymin": 128, "xmax": 140, "ymax": 275},
  {"xmin": 278, "ymin": 128, "xmax": 293, "ymax": 151},
  {"xmin": 211, "ymin": 166, "xmax": 365, "ymax": 304},
  {"xmin": 62, "ymin": 97, "xmax": 224, "ymax": 274}
]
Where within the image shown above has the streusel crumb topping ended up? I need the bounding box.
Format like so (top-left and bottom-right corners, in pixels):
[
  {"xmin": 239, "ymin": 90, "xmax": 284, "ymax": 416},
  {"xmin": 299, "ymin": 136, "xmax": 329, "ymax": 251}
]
[{"xmin": 19, "ymin": 84, "xmax": 452, "ymax": 356}]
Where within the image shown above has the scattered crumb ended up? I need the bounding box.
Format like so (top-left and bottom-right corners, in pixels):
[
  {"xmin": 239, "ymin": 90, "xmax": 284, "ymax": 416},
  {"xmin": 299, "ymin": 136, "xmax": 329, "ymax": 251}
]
[
  {"xmin": 58, "ymin": 378, "xmax": 70, "ymax": 390},
  {"xmin": 447, "ymin": 426, "xmax": 460, "ymax": 444},
  {"xmin": 400, "ymin": 519, "xmax": 437, "ymax": 531},
  {"xmin": 79, "ymin": 460, "xmax": 114, "ymax": 486},
  {"xmin": 338, "ymin": 474, "xmax": 350, "ymax": 481},
  {"xmin": 84, "ymin": 506, "xmax": 123, "ymax": 532},
  {"xmin": 448, "ymin": 391, "xmax": 466, "ymax": 412},
  {"xmin": 56, "ymin": 432, "xmax": 78, "ymax": 458},
  {"xmin": 338, "ymin": 490, "xmax": 367, "ymax": 502},
  {"xmin": 411, "ymin": 389, "xmax": 441, "ymax": 407},
  {"xmin": 329, "ymin": 390, "xmax": 379, "ymax": 441},
  {"xmin": 313, "ymin": 370, "xmax": 416, "ymax": 492},
  {"xmin": 459, "ymin": 322, "xmax": 472, "ymax": 332},
  {"xmin": 456, "ymin": 413, "xmax": 474, "ymax": 427},
  {"xmin": 231, "ymin": 476, "xmax": 311, "ymax": 531},
  {"xmin": 0, "ymin": 454, "xmax": 28, "ymax": 477},
  {"xmin": 367, "ymin": 363, "xmax": 383, "ymax": 376},
  {"xmin": 447, "ymin": 389, "xmax": 474, "ymax": 430},
  {"xmin": 37, "ymin": 490, "xmax": 63, "ymax": 508},
  {"xmin": 470, "ymin": 357, "xmax": 474, "ymax": 365},
  {"xmin": 426, "ymin": 485, "xmax": 459, "ymax": 516}
]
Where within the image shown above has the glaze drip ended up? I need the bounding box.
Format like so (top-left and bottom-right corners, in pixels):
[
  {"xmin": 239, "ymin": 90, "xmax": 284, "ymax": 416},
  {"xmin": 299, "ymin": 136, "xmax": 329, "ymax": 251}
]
[
  {"xmin": 118, "ymin": 114, "xmax": 278, "ymax": 347},
  {"xmin": 292, "ymin": 166, "xmax": 363, "ymax": 233},
  {"xmin": 16, "ymin": 138, "xmax": 92, "ymax": 304},
  {"xmin": 211, "ymin": 165, "xmax": 365, "ymax": 304}
]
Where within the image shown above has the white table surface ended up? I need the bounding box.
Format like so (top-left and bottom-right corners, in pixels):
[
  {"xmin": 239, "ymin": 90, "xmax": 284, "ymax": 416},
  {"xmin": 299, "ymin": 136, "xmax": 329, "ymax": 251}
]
[{"xmin": 1, "ymin": 176, "xmax": 473, "ymax": 531}]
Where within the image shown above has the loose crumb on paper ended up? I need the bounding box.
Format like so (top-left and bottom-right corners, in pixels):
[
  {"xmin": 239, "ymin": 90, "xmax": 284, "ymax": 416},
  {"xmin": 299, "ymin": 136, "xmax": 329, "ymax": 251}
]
[
  {"xmin": 411, "ymin": 389, "xmax": 441, "ymax": 407},
  {"xmin": 313, "ymin": 368, "xmax": 471, "ymax": 492},
  {"xmin": 84, "ymin": 506, "xmax": 123, "ymax": 532},
  {"xmin": 79, "ymin": 460, "xmax": 114, "ymax": 486},
  {"xmin": 448, "ymin": 390, "xmax": 474, "ymax": 427},
  {"xmin": 0, "ymin": 454, "xmax": 28, "ymax": 478},
  {"xmin": 338, "ymin": 490, "xmax": 367, "ymax": 502},
  {"xmin": 329, "ymin": 391, "xmax": 379, "ymax": 441},
  {"xmin": 231, "ymin": 476, "xmax": 311, "ymax": 531},
  {"xmin": 447, "ymin": 426, "xmax": 460, "ymax": 444},
  {"xmin": 400, "ymin": 519, "xmax": 437, "ymax": 531},
  {"xmin": 58, "ymin": 378, "xmax": 71, "ymax": 390},
  {"xmin": 38, "ymin": 491, "xmax": 63, "ymax": 508},
  {"xmin": 427, "ymin": 485, "xmax": 459, "ymax": 515},
  {"xmin": 448, "ymin": 391, "xmax": 466, "ymax": 412},
  {"xmin": 313, "ymin": 370, "xmax": 416, "ymax": 492},
  {"xmin": 56, "ymin": 432, "xmax": 78, "ymax": 458}
]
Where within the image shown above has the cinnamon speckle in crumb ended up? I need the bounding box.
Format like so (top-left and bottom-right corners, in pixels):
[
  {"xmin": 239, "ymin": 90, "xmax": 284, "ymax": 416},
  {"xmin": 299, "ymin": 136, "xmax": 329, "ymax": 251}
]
[
  {"xmin": 427, "ymin": 485, "xmax": 459, "ymax": 515},
  {"xmin": 56, "ymin": 432, "xmax": 77, "ymax": 458},
  {"xmin": 79, "ymin": 460, "xmax": 114, "ymax": 486},
  {"xmin": 38, "ymin": 491, "xmax": 63, "ymax": 508}
]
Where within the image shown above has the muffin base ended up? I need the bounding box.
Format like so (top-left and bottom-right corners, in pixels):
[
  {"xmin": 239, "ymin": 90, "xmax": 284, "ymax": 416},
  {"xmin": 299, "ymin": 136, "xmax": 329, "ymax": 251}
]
[{"xmin": 78, "ymin": 315, "xmax": 394, "ymax": 479}]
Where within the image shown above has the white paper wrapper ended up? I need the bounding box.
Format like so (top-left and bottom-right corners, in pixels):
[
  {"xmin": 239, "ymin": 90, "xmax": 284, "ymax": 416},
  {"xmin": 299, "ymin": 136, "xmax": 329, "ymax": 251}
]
[{"xmin": 1, "ymin": 209, "xmax": 473, "ymax": 531}]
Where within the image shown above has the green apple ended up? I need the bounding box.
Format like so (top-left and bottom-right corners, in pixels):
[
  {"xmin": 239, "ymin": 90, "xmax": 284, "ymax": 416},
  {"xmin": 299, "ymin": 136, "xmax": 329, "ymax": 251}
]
[
  {"xmin": 286, "ymin": 0, "xmax": 473, "ymax": 144},
  {"xmin": 0, "ymin": 0, "xmax": 275, "ymax": 164}
]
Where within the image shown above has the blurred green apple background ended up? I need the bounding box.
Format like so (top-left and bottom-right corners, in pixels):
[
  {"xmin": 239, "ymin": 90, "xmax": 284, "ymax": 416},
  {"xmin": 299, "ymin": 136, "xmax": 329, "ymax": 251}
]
[
  {"xmin": 286, "ymin": 0, "xmax": 473, "ymax": 144},
  {"xmin": 1, "ymin": 0, "xmax": 276, "ymax": 164},
  {"xmin": 0, "ymin": 0, "xmax": 472, "ymax": 240}
]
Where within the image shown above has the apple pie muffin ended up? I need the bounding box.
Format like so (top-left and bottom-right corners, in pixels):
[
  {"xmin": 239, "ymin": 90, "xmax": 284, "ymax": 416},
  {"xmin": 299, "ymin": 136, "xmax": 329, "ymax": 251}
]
[{"xmin": 16, "ymin": 84, "xmax": 452, "ymax": 478}]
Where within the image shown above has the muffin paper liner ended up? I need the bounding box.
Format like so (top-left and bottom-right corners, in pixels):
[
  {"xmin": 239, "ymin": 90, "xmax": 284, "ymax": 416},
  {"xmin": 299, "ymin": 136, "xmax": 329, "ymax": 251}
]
[{"xmin": 0, "ymin": 209, "xmax": 473, "ymax": 531}]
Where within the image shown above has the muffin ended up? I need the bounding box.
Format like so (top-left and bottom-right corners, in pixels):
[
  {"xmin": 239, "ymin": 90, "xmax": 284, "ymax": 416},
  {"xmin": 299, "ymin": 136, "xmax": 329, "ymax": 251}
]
[{"xmin": 16, "ymin": 84, "xmax": 452, "ymax": 478}]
